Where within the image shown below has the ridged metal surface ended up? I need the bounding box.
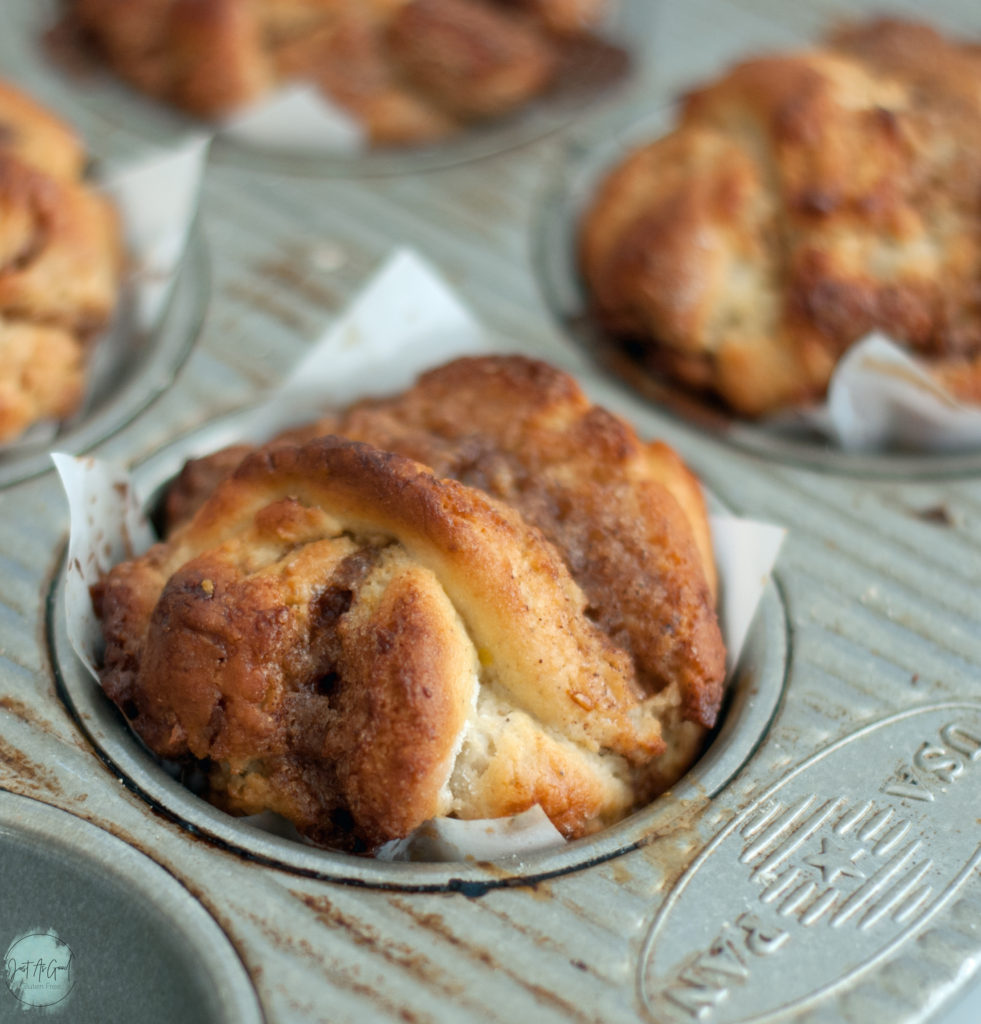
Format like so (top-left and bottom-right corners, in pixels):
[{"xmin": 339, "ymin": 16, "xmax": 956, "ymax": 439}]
[{"xmin": 0, "ymin": 1, "xmax": 980, "ymax": 1022}]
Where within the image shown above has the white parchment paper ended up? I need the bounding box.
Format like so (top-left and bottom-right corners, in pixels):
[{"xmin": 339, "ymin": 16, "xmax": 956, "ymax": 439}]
[
  {"xmin": 220, "ymin": 84, "xmax": 366, "ymax": 154},
  {"xmin": 101, "ymin": 135, "xmax": 211, "ymax": 332},
  {"xmin": 775, "ymin": 333, "xmax": 981, "ymax": 452},
  {"xmin": 54, "ymin": 249, "xmax": 785, "ymax": 862}
]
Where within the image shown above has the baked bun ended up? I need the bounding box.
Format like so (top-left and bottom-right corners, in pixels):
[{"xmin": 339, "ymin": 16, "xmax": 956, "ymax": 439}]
[
  {"xmin": 579, "ymin": 18, "xmax": 981, "ymax": 417},
  {"xmin": 69, "ymin": 0, "xmax": 607, "ymax": 145},
  {"xmin": 100, "ymin": 356, "xmax": 725, "ymax": 853},
  {"xmin": 511, "ymin": 0, "xmax": 608, "ymax": 36},
  {"xmin": 0, "ymin": 81, "xmax": 121, "ymax": 441}
]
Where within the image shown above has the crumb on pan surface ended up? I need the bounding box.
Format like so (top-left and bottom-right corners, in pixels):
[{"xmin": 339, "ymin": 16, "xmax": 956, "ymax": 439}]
[
  {"xmin": 67, "ymin": 0, "xmax": 609, "ymax": 145},
  {"xmin": 0, "ymin": 79, "xmax": 121, "ymax": 441},
  {"xmin": 579, "ymin": 18, "xmax": 981, "ymax": 417},
  {"xmin": 98, "ymin": 356, "xmax": 725, "ymax": 854}
]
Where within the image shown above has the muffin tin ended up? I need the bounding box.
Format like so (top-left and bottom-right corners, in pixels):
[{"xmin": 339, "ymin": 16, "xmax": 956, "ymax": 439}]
[
  {"xmin": 2, "ymin": 0, "xmax": 981, "ymax": 1022},
  {"xmin": 0, "ymin": 792, "xmax": 262, "ymax": 1023}
]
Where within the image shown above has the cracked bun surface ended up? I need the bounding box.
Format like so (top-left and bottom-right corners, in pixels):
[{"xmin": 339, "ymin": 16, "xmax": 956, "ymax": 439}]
[
  {"xmin": 69, "ymin": 0, "xmax": 608, "ymax": 145},
  {"xmin": 0, "ymin": 80, "xmax": 121, "ymax": 441},
  {"xmin": 579, "ymin": 18, "xmax": 981, "ymax": 417},
  {"xmin": 99, "ymin": 356, "xmax": 724, "ymax": 853}
]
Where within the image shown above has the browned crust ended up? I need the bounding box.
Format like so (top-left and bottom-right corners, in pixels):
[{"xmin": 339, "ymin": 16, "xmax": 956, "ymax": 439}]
[
  {"xmin": 325, "ymin": 356, "xmax": 725, "ymax": 724},
  {"xmin": 578, "ymin": 18, "xmax": 981, "ymax": 416},
  {"xmin": 163, "ymin": 443, "xmax": 255, "ymax": 530},
  {"xmin": 68, "ymin": 0, "xmax": 603, "ymax": 144},
  {"xmin": 318, "ymin": 560, "xmax": 476, "ymax": 847},
  {"xmin": 0, "ymin": 81, "xmax": 84, "ymax": 180},
  {"xmin": 165, "ymin": 356, "xmax": 726, "ymax": 725},
  {"xmin": 387, "ymin": 0, "xmax": 556, "ymax": 119},
  {"xmin": 0, "ymin": 81, "xmax": 120, "ymax": 441},
  {"xmin": 71, "ymin": 0, "xmax": 271, "ymax": 117},
  {"xmin": 165, "ymin": 437, "xmax": 661, "ymax": 755},
  {"xmin": 0, "ymin": 154, "xmax": 120, "ymax": 332},
  {"xmin": 101, "ymin": 493, "xmax": 478, "ymax": 850},
  {"xmin": 273, "ymin": 8, "xmax": 460, "ymax": 145},
  {"xmin": 103, "ymin": 358, "xmax": 725, "ymax": 850},
  {"xmin": 0, "ymin": 319, "xmax": 85, "ymax": 439}
]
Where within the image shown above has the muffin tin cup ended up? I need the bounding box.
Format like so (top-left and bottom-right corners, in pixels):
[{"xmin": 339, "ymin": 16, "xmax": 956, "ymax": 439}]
[
  {"xmin": 50, "ymin": 250, "xmax": 787, "ymax": 877},
  {"xmin": 0, "ymin": 132, "xmax": 210, "ymax": 487},
  {"xmin": 48, "ymin": 386, "xmax": 789, "ymax": 887},
  {"xmin": 0, "ymin": 790, "xmax": 263, "ymax": 1023}
]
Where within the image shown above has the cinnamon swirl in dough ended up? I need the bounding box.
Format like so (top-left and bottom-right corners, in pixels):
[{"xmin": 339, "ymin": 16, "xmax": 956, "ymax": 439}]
[
  {"xmin": 0, "ymin": 81, "xmax": 121, "ymax": 441},
  {"xmin": 579, "ymin": 18, "xmax": 981, "ymax": 417},
  {"xmin": 99, "ymin": 356, "xmax": 724, "ymax": 853},
  {"xmin": 69, "ymin": 0, "xmax": 608, "ymax": 145}
]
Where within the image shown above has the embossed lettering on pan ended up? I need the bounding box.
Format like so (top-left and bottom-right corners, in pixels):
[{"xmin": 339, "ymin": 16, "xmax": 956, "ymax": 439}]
[{"xmin": 639, "ymin": 703, "xmax": 981, "ymax": 1023}]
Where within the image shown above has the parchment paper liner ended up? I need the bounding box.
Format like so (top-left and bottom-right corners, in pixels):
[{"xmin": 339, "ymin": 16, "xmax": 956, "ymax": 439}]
[
  {"xmin": 770, "ymin": 333, "xmax": 981, "ymax": 452},
  {"xmin": 54, "ymin": 249, "xmax": 785, "ymax": 862}
]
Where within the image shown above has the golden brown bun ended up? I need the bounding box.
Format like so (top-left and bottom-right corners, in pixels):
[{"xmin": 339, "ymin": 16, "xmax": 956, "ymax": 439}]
[
  {"xmin": 0, "ymin": 320, "xmax": 85, "ymax": 439},
  {"xmin": 580, "ymin": 18, "xmax": 981, "ymax": 416},
  {"xmin": 511, "ymin": 0, "xmax": 608, "ymax": 36},
  {"xmin": 270, "ymin": 2, "xmax": 460, "ymax": 145},
  {"xmin": 387, "ymin": 0, "xmax": 556, "ymax": 120},
  {"xmin": 103, "ymin": 357, "xmax": 724, "ymax": 852},
  {"xmin": 167, "ymin": 356, "xmax": 725, "ymax": 721},
  {"xmin": 308, "ymin": 356, "xmax": 724, "ymax": 722},
  {"xmin": 72, "ymin": 0, "xmax": 272, "ymax": 117},
  {"xmin": 0, "ymin": 81, "xmax": 85, "ymax": 180},
  {"xmin": 69, "ymin": 0, "xmax": 605, "ymax": 144},
  {"xmin": 0, "ymin": 81, "xmax": 120, "ymax": 441}
]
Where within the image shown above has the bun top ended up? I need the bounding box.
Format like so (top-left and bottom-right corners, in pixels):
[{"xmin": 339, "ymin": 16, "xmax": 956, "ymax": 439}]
[
  {"xmin": 99, "ymin": 356, "xmax": 725, "ymax": 852},
  {"xmin": 0, "ymin": 80, "xmax": 120, "ymax": 440},
  {"xmin": 70, "ymin": 0, "xmax": 607, "ymax": 144},
  {"xmin": 580, "ymin": 18, "xmax": 981, "ymax": 416}
]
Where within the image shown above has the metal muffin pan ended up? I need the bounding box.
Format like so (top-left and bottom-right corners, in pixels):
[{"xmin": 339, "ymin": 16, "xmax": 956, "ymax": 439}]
[
  {"xmin": 1, "ymin": 0, "xmax": 980, "ymax": 1022},
  {"xmin": 0, "ymin": 791, "xmax": 263, "ymax": 1024}
]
